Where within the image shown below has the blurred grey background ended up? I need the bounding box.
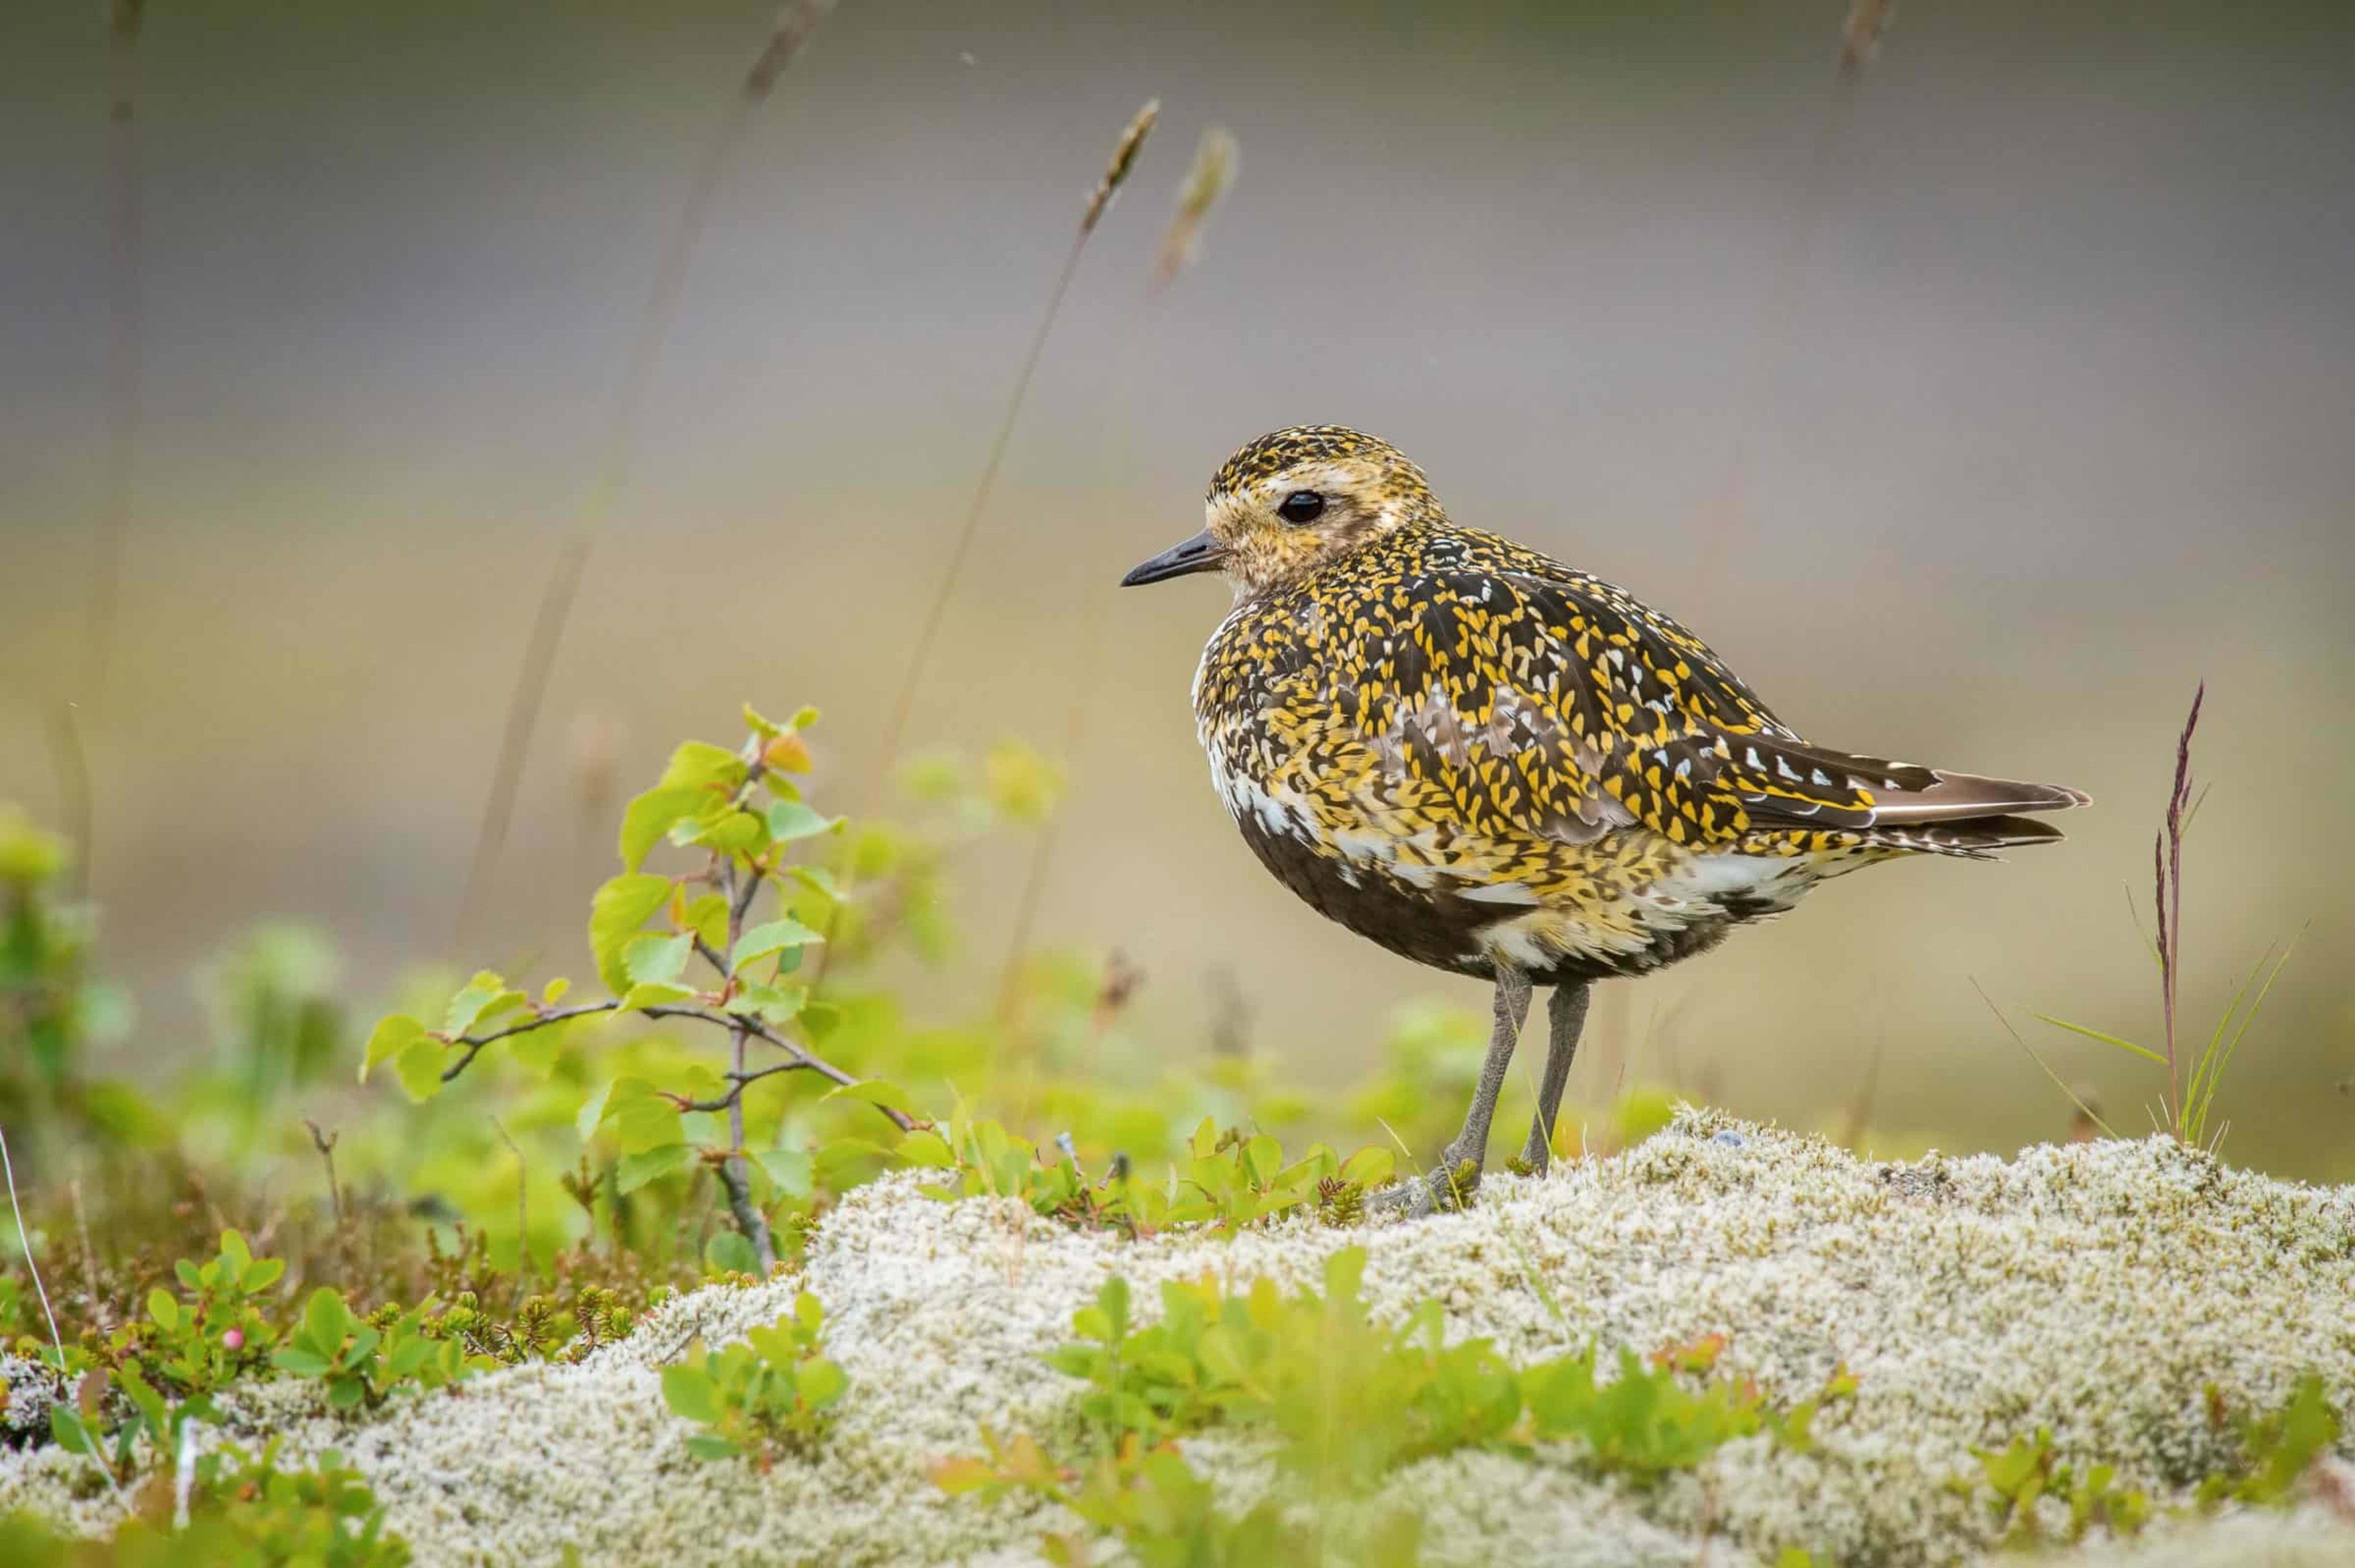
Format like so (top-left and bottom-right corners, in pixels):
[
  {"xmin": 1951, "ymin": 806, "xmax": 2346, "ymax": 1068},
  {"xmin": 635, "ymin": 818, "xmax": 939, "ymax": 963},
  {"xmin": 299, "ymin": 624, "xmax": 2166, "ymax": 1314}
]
[{"xmin": 2, "ymin": 1, "xmax": 2349, "ymax": 1169}]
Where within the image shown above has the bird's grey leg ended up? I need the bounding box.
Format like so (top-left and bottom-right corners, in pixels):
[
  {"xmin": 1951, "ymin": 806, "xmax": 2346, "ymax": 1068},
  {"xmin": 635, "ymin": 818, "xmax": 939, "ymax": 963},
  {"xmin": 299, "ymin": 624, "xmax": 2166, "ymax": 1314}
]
[
  {"xmin": 1375, "ymin": 965, "xmax": 1531, "ymax": 1216},
  {"xmin": 1517, "ymin": 981, "xmax": 1592, "ymax": 1176}
]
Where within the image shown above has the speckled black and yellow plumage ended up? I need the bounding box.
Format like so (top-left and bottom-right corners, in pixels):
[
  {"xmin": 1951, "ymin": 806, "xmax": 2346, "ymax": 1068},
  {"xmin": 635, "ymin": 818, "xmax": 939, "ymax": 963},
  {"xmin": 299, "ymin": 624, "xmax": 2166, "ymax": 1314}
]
[{"xmin": 1123, "ymin": 426, "xmax": 2088, "ymax": 1209}]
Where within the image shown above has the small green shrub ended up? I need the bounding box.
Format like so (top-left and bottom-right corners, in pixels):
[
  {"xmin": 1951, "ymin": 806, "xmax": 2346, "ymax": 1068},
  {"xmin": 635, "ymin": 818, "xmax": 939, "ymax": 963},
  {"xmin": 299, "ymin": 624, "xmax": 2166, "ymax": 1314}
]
[
  {"xmin": 2197, "ymin": 1374, "xmax": 2343, "ymax": 1508},
  {"xmin": 918, "ymin": 1112, "xmax": 1393, "ymax": 1238},
  {"xmin": 362, "ymin": 705, "xmax": 925, "ymax": 1275},
  {"xmin": 941, "ymin": 1247, "xmax": 1841, "ymax": 1568},
  {"xmin": 270, "ymin": 1289, "xmax": 470, "ymax": 1412},
  {"xmin": 129, "ymin": 1229, "xmax": 284, "ymax": 1396},
  {"xmin": 1967, "ymin": 1428, "xmax": 2151, "ymax": 1547},
  {"xmin": 660, "ymin": 1291, "xmax": 847, "ymax": 1465}
]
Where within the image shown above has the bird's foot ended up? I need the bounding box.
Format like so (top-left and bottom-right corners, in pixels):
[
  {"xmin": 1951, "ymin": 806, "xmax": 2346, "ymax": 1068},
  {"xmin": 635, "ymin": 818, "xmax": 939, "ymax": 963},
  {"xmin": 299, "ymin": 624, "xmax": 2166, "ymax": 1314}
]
[{"xmin": 1368, "ymin": 1152, "xmax": 1482, "ymax": 1218}]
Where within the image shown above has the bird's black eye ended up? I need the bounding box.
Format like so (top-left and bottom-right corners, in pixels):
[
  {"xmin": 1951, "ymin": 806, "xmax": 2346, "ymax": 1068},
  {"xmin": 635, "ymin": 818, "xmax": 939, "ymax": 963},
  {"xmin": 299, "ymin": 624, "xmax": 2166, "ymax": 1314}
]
[{"xmin": 1276, "ymin": 490, "xmax": 1326, "ymax": 526}]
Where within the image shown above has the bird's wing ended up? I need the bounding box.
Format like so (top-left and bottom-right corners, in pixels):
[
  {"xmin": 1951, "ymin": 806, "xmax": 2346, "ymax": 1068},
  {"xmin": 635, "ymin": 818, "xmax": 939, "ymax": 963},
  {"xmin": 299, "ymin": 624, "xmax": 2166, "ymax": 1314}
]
[
  {"xmin": 1294, "ymin": 552, "xmax": 1886, "ymax": 847},
  {"xmin": 1330, "ymin": 559, "xmax": 2081, "ymax": 847}
]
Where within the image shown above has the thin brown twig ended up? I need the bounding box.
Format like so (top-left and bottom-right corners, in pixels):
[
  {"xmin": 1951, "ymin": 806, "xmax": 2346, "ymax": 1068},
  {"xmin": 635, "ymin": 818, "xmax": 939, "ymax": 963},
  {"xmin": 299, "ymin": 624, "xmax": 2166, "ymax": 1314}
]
[
  {"xmin": 992, "ymin": 118, "xmax": 1224, "ymax": 1020},
  {"xmin": 454, "ymin": 6, "xmax": 838, "ymax": 950},
  {"xmin": 302, "ymin": 1120, "xmax": 345, "ymax": 1234},
  {"xmin": 438, "ymin": 998, "xmax": 914, "ymax": 1133}
]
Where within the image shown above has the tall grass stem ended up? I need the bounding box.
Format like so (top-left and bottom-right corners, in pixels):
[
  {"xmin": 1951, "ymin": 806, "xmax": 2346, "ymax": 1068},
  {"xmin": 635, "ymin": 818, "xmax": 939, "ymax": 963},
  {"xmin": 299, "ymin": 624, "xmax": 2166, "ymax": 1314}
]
[{"xmin": 454, "ymin": 7, "xmax": 838, "ymax": 949}]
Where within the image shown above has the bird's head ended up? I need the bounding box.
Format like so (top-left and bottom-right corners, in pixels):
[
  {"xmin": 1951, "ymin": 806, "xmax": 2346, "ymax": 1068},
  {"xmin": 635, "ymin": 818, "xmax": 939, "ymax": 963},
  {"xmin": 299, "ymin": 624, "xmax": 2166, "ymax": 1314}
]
[{"xmin": 1121, "ymin": 426, "xmax": 1439, "ymax": 597}]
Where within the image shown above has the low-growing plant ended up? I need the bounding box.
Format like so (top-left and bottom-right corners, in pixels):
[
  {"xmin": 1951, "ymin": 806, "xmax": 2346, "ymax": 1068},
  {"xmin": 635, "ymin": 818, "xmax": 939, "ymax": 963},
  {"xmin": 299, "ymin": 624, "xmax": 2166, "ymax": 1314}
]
[
  {"xmin": 2196, "ymin": 1373, "xmax": 2343, "ymax": 1509},
  {"xmin": 918, "ymin": 1112, "xmax": 1393, "ymax": 1238},
  {"xmin": 1, "ymin": 1439, "xmax": 410, "ymax": 1566},
  {"xmin": 936, "ymin": 1431, "xmax": 1365, "ymax": 1568},
  {"xmin": 944, "ymin": 1246, "xmax": 1842, "ymax": 1562},
  {"xmin": 44, "ymin": 1230, "xmax": 286, "ymax": 1480},
  {"xmin": 660, "ymin": 1291, "xmax": 847, "ymax": 1466},
  {"xmin": 125, "ymin": 1230, "xmax": 283, "ymax": 1398},
  {"xmin": 2023, "ymin": 686, "xmax": 2297, "ymax": 1149},
  {"xmin": 270, "ymin": 1289, "xmax": 470, "ymax": 1411},
  {"xmin": 1958, "ymin": 1376, "xmax": 2343, "ymax": 1548},
  {"xmin": 1964, "ymin": 1428, "xmax": 2151, "ymax": 1547}
]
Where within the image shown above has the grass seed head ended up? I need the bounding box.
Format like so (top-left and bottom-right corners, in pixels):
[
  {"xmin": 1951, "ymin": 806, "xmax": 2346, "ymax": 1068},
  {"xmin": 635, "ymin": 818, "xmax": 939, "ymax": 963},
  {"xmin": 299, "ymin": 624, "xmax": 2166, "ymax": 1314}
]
[
  {"xmin": 1839, "ymin": 0, "xmax": 1896, "ymax": 80},
  {"xmin": 1082, "ymin": 99, "xmax": 1160, "ymax": 235},
  {"xmin": 1152, "ymin": 125, "xmax": 1239, "ymax": 291}
]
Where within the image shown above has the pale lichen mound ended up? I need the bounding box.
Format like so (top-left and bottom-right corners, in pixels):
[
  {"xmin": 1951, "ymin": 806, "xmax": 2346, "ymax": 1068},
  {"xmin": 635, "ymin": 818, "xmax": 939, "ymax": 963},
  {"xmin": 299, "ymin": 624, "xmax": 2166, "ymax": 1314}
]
[{"xmin": 2, "ymin": 1114, "xmax": 2350, "ymax": 1566}]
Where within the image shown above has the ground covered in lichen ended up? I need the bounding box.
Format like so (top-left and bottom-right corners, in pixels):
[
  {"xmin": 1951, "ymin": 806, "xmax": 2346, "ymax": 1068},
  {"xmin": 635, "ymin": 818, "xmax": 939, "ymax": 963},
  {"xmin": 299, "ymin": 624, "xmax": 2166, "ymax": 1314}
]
[{"xmin": 5, "ymin": 1114, "xmax": 2352, "ymax": 1566}]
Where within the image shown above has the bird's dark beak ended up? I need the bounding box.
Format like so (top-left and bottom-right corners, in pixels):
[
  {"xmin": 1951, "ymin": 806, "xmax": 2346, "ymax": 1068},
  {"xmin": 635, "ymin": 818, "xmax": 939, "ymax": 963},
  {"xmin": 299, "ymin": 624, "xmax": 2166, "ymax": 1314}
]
[{"xmin": 1120, "ymin": 529, "xmax": 1228, "ymax": 587}]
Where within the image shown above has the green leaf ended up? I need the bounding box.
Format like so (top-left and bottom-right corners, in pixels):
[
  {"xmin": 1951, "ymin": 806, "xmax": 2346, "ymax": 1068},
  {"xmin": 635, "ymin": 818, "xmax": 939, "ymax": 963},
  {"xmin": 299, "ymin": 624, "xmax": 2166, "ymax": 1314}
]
[
  {"xmin": 683, "ymin": 1433, "xmax": 740, "ymax": 1461},
  {"xmin": 730, "ymin": 917, "xmax": 825, "ymax": 974},
  {"xmin": 789, "ymin": 865, "xmax": 843, "ymax": 901},
  {"xmin": 797, "ymin": 1358, "xmax": 848, "ymax": 1409},
  {"xmin": 602, "ymin": 1078, "xmax": 685, "ymax": 1153},
  {"xmin": 661, "ymin": 1364, "xmax": 720, "ymax": 1425},
  {"xmin": 683, "ymin": 810, "xmax": 765, "ymax": 855},
  {"xmin": 725, "ymin": 983, "xmax": 808, "ymax": 1023},
  {"xmin": 741, "ymin": 703, "xmax": 783, "ymax": 740},
  {"xmin": 930, "ymin": 1456, "xmax": 997, "ymax": 1494},
  {"xmin": 443, "ymin": 971, "xmax": 526, "ymax": 1038},
  {"xmin": 622, "ymin": 931, "xmax": 693, "ymax": 988},
  {"xmin": 394, "ymin": 1037, "xmax": 448, "ymax": 1103},
  {"xmin": 753, "ymin": 1146, "xmax": 813, "ymax": 1199},
  {"xmin": 303, "ymin": 1288, "xmax": 353, "ymax": 1353},
  {"xmin": 147, "ymin": 1289, "xmax": 179, "ymax": 1333},
  {"xmin": 618, "ymin": 981, "xmax": 695, "ymax": 1013},
  {"xmin": 616, "ymin": 1143, "xmax": 696, "ymax": 1195},
  {"xmin": 272, "ymin": 1348, "xmax": 332, "ymax": 1377},
  {"xmin": 764, "ymin": 800, "xmax": 842, "ymax": 843},
  {"xmin": 2033, "ymin": 1014, "xmax": 2166, "ymax": 1065},
  {"xmin": 659, "ymin": 741, "xmax": 745, "ymax": 792},
  {"xmin": 589, "ymin": 874, "xmax": 675, "ymax": 995},
  {"xmin": 243, "ymin": 1257, "xmax": 286, "ymax": 1293},
  {"xmin": 49, "ymin": 1407, "xmax": 96, "ymax": 1457},
  {"xmin": 703, "ymin": 1232, "xmax": 759, "ymax": 1275},
  {"xmin": 360, "ymin": 1015, "xmax": 426, "ymax": 1084},
  {"xmin": 619, "ymin": 786, "xmax": 709, "ymax": 873},
  {"xmin": 824, "ymin": 1079, "xmax": 915, "ymax": 1115},
  {"xmin": 574, "ymin": 1082, "xmax": 618, "ymax": 1145}
]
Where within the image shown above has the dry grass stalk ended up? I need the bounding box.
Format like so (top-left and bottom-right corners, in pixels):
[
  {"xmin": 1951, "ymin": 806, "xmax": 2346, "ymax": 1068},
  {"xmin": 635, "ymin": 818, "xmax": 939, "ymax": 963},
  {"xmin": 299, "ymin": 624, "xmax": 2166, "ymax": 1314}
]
[
  {"xmin": 2152, "ymin": 682, "xmax": 2203, "ymax": 1128},
  {"xmin": 453, "ymin": 6, "xmax": 840, "ymax": 949},
  {"xmin": 66, "ymin": 0, "xmax": 150, "ymax": 896},
  {"xmin": 745, "ymin": 0, "xmax": 839, "ymax": 102},
  {"xmin": 851, "ymin": 97, "xmax": 1160, "ymax": 855},
  {"xmin": 989, "ymin": 120, "xmax": 1238, "ymax": 1022}
]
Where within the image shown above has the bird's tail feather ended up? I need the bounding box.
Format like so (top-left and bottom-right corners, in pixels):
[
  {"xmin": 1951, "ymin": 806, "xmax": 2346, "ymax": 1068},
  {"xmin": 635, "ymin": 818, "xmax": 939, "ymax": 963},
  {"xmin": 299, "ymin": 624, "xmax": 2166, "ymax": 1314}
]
[{"xmin": 1730, "ymin": 737, "xmax": 2088, "ymax": 840}]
